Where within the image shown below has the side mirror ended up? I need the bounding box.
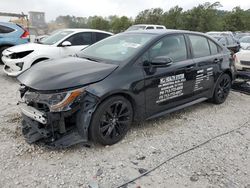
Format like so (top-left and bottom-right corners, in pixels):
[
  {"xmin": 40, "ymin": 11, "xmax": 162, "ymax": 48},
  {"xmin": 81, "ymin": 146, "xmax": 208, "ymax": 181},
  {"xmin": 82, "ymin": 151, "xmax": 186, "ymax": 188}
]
[
  {"xmin": 61, "ymin": 41, "xmax": 72, "ymax": 47},
  {"xmin": 150, "ymin": 56, "xmax": 173, "ymax": 67}
]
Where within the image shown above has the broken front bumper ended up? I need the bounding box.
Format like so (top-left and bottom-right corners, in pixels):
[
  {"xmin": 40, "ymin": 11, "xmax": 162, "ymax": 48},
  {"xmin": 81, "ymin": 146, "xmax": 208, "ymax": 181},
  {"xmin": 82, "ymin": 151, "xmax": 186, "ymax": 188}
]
[{"xmin": 19, "ymin": 103, "xmax": 88, "ymax": 148}]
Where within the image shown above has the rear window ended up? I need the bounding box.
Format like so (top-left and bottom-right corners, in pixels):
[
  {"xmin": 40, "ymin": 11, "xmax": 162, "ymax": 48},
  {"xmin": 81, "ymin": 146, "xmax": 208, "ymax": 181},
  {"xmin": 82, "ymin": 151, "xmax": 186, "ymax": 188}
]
[
  {"xmin": 146, "ymin": 26, "xmax": 154, "ymax": 30},
  {"xmin": 208, "ymin": 40, "xmax": 219, "ymax": 55},
  {"xmin": 0, "ymin": 25, "xmax": 15, "ymax": 34}
]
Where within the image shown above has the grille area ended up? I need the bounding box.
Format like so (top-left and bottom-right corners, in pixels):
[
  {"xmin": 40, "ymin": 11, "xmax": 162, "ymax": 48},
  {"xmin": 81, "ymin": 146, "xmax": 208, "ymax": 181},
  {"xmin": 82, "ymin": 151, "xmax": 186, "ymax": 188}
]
[{"xmin": 241, "ymin": 60, "xmax": 250, "ymax": 66}]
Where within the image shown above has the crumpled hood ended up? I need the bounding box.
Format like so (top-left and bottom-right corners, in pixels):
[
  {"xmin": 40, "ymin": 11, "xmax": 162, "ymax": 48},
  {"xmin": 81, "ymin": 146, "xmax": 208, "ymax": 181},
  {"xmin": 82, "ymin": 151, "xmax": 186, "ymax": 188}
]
[
  {"xmin": 4, "ymin": 43, "xmax": 51, "ymax": 54},
  {"xmin": 17, "ymin": 57, "xmax": 118, "ymax": 91}
]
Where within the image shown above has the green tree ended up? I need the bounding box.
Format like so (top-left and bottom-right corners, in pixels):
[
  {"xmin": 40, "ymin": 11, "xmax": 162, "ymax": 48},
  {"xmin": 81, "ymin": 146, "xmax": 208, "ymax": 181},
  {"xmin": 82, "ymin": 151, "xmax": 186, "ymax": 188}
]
[
  {"xmin": 110, "ymin": 15, "xmax": 133, "ymax": 33},
  {"xmin": 87, "ymin": 16, "xmax": 110, "ymax": 31},
  {"xmin": 183, "ymin": 2, "xmax": 222, "ymax": 32},
  {"xmin": 135, "ymin": 8, "xmax": 164, "ymax": 25},
  {"xmin": 223, "ymin": 7, "xmax": 247, "ymax": 31},
  {"xmin": 163, "ymin": 6, "xmax": 183, "ymax": 29}
]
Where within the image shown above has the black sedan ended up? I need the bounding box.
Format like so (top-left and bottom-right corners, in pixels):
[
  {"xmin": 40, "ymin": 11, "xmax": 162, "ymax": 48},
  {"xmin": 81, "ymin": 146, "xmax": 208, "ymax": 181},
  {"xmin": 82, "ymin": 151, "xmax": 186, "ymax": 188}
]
[{"xmin": 17, "ymin": 30, "xmax": 235, "ymax": 147}]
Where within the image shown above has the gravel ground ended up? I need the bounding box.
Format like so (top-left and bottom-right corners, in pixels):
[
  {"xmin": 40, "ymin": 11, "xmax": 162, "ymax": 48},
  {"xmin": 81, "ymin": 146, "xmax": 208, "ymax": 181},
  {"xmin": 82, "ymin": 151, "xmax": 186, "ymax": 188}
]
[{"xmin": 0, "ymin": 66, "xmax": 249, "ymax": 188}]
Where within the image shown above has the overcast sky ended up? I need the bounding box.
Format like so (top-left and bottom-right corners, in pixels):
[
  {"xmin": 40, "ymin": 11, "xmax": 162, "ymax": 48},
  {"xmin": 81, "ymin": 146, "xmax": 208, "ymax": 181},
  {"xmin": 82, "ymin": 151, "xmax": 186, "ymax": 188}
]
[{"xmin": 0, "ymin": 0, "xmax": 250, "ymax": 22}]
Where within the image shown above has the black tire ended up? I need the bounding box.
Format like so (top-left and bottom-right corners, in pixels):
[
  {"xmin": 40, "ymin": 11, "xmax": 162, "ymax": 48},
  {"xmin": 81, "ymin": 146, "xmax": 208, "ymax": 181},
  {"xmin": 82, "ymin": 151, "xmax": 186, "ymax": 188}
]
[
  {"xmin": 212, "ymin": 74, "xmax": 231, "ymax": 104},
  {"xmin": 0, "ymin": 46, "xmax": 10, "ymax": 64},
  {"xmin": 89, "ymin": 96, "xmax": 133, "ymax": 145}
]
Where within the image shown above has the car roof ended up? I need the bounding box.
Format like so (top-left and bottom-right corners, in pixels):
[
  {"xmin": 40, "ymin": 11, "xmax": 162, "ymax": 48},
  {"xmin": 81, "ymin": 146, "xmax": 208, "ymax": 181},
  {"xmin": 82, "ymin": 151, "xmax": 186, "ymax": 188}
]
[
  {"xmin": 59, "ymin": 28, "xmax": 113, "ymax": 35},
  {"xmin": 124, "ymin": 29, "xmax": 207, "ymax": 36},
  {"xmin": 132, "ymin": 24, "xmax": 165, "ymax": 27},
  {"xmin": 0, "ymin": 21, "xmax": 18, "ymax": 28}
]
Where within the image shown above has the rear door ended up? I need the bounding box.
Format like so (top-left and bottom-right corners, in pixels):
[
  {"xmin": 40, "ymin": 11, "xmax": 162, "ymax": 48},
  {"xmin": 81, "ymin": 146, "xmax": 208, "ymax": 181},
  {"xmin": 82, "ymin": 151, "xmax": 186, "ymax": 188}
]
[
  {"xmin": 143, "ymin": 34, "xmax": 196, "ymax": 117},
  {"xmin": 188, "ymin": 34, "xmax": 222, "ymax": 97},
  {"xmin": 60, "ymin": 32, "xmax": 93, "ymax": 56}
]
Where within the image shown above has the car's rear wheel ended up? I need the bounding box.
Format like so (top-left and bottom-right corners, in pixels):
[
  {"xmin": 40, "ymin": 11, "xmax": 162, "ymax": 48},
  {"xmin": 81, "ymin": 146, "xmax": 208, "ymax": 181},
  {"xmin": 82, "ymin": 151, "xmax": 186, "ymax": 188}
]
[
  {"xmin": 89, "ymin": 96, "xmax": 133, "ymax": 145},
  {"xmin": 0, "ymin": 46, "xmax": 10, "ymax": 64},
  {"xmin": 212, "ymin": 74, "xmax": 231, "ymax": 104}
]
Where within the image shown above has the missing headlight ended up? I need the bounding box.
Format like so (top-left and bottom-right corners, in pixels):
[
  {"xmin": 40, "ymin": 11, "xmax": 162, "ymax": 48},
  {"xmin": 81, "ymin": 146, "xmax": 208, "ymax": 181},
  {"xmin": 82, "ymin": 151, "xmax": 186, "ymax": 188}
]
[
  {"xmin": 10, "ymin": 50, "xmax": 33, "ymax": 59},
  {"xmin": 22, "ymin": 88, "xmax": 85, "ymax": 112}
]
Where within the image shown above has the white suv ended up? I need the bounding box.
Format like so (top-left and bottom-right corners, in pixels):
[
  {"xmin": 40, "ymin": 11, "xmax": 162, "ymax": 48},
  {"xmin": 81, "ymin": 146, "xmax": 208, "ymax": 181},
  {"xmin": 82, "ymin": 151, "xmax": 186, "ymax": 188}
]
[
  {"xmin": 2, "ymin": 29, "xmax": 113, "ymax": 76},
  {"xmin": 126, "ymin": 24, "xmax": 166, "ymax": 31}
]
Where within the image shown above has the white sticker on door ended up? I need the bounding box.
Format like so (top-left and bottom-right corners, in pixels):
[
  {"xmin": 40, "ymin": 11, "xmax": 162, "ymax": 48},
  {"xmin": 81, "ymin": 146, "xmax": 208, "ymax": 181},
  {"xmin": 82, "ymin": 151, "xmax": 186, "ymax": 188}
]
[
  {"xmin": 194, "ymin": 67, "xmax": 213, "ymax": 91},
  {"xmin": 156, "ymin": 73, "xmax": 186, "ymax": 104}
]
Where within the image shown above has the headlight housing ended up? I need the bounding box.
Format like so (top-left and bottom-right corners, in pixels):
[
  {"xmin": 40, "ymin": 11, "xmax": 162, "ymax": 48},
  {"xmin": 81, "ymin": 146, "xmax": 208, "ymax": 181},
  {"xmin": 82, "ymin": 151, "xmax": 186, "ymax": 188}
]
[
  {"xmin": 9, "ymin": 50, "xmax": 34, "ymax": 59},
  {"xmin": 23, "ymin": 88, "xmax": 85, "ymax": 112}
]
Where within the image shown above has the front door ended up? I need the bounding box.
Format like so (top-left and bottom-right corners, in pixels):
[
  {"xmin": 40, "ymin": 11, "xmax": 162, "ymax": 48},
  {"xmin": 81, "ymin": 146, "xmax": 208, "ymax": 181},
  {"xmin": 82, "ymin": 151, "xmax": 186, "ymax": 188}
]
[{"xmin": 143, "ymin": 34, "xmax": 196, "ymax": 117}]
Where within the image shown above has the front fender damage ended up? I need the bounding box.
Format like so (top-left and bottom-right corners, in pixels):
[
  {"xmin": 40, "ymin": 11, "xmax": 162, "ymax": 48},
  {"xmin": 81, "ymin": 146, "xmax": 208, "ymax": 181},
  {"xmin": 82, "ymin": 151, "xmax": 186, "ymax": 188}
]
[{"xmin": 21, "ymin": 92, "xmax": 99, "ymax": 148}]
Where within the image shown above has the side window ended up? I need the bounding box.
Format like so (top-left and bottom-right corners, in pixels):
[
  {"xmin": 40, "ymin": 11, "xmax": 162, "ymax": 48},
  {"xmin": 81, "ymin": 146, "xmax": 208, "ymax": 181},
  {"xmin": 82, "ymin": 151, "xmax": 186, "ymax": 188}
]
[
  {"xmin": 208, "ymin": 40, "xmax": 219, "ymax": 55},
  {"xmin": 189, "ymin": 35, "xmax": 210, "ymax": 58},
  {"xmin": 147, "ymin": 35, "xmax": 188, "ymax": 62},
  {"xmin": 95, "ymin": 32, "xmax": 111, "ymax": 42},
  {"xmin": 156, "ymin": 27, "xmax": 164, "ymax": 29},
  {"xmin": 146, "ymin": 26, "xmax": 154, "ymax": 30},
  {"xmin": 0, "ymin": 25, "xmax": 15, "ymax": 34},
  {"xmin": 66, "ymin": 32, "xmax": 92, "ymax": 46}
]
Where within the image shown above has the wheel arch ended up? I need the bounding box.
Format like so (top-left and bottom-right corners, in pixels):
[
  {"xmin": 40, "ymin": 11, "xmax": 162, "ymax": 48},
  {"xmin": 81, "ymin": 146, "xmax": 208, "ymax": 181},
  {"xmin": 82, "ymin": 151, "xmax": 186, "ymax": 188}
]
[
  {"xmin": 97, "ymin": 92, "xmax": 137, "ymax": 121},
  {"xmin": 212, "ymin": 69, "xmax": 233, "ymax": 96},
  {"xmin": 31, "ymin": 57, "xmax": 49, "ymax": 66},
  {"xmin": 223, "ymin": 69, "xmax": 233, "ymax": 81}
]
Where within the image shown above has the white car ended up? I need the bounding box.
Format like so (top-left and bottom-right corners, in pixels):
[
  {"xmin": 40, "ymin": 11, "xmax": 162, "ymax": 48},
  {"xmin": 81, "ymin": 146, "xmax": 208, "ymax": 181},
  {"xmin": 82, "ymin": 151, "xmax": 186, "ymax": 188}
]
[
  {"xmin": 126, "ymin": 24, "xmax": 166, "ymax": 31},
  {"xmin": 2, "ymin": 29, "xmax": 113, "ymax": 76},
  {"xmin": 239, "ymin": 36, "xmax": 250, "ymax": 50},
  {"xmin": 234, "ymin": 47, "xmax": 250, "ymax": 71}
]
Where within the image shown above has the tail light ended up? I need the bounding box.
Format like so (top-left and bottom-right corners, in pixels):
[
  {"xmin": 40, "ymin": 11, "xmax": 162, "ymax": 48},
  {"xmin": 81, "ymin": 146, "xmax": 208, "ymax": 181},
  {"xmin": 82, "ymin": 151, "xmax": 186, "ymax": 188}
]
[{"xmin": 21, "ymin": 29, "xmax": 30, "ymax": 39}]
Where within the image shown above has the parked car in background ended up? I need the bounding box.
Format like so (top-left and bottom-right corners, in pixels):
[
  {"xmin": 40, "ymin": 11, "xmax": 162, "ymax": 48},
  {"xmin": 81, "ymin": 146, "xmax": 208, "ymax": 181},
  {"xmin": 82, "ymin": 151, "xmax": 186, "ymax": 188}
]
[
  {"xmin": 34, "ymin": 35, "xmax": 49, "ymax": 43},
  {"xmin": 0, "ymin": 22, "xmax": 29, "ymax": 64},
  {"xmin": 126, "ymin": 24, "xmax": 166, "ymax": 31},
  {"xmin": 17, "ymin": 30, "xmax": 234, "ymax": 147},
  {"xmin": 2, "ymin": 29, "xmax": 113, "ymax": 76},
  {"xmin": 235, "ymin": 32, "xmax": 250, "ymax": 40},
  {"xmin": 239, "ymin": 36, "xmax": 250, "ymax": 50},
  {"xmin": 234, "ymin": 47, "xmax": 250, "ymax": 71},
  {"xmin": 206, "ymin": 32, "xmax": 240, "ymax": 53}
]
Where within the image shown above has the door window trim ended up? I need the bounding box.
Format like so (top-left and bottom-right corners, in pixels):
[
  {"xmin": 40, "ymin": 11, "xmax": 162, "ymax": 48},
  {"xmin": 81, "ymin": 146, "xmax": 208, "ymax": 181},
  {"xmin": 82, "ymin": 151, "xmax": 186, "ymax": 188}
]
[
  {"xmin": 188, "ymin": 34, "xmax": 218, "ymax": 59},
  {"xmin": 58, "ymin": 32, "xmax": 93, "ymax": 46}
]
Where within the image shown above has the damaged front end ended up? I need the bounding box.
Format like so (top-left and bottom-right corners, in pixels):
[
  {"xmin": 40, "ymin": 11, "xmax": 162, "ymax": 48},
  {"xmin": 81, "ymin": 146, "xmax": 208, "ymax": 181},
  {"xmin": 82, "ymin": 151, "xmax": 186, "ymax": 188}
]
[{"xmin": 18, "ymin": 85, "xmax": 98, "ymax": 148}]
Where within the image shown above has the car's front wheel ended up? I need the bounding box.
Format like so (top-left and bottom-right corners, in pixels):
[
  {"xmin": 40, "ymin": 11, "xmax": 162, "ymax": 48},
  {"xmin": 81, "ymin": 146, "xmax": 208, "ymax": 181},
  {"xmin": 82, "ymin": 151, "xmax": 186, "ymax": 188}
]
[
  {"xmin": 212, "ymin": 74, "xmax": 231, "ymax": 104},
  {"xmin": 89, "ymin": 96, "xmax": 133, "ymax": 145}
]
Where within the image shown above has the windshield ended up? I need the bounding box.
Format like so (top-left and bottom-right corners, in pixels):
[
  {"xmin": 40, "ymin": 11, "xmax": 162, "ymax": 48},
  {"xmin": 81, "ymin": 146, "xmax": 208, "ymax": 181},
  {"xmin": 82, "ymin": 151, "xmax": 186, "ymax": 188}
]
[
  {"xmin": 79, "ymin": 33, "xmax": 156, "ymax": 63},
  {"xmin": 239, "ymin": 37, "xmax": 250, "ymax": 43},
  {"xmin": 126, "ymin": 25, "xmax": 146, "ymax": 31},
  {"xmin": 41, "ymin": 30, "xmax": 74, "ymax": 45}
]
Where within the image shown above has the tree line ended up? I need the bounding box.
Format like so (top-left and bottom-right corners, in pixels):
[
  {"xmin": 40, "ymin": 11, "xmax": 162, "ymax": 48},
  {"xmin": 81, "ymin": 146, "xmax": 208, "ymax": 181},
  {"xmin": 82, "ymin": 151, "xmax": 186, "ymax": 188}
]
[{"xmin": 51, "ymin": 2, "xmax": 250, "ymax": 33}]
